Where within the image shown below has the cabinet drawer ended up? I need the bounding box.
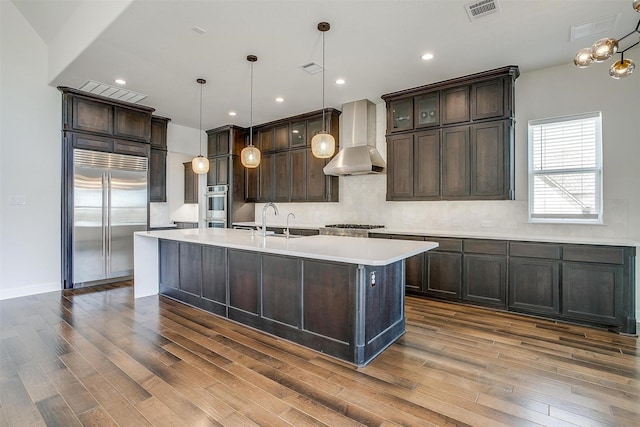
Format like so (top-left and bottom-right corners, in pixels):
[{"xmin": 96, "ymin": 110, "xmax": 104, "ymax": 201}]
[
  {"xmin": 114, "ymin": 140, "xmax": 149, "ymax": 157},
  {"xmin": 563, "ymin": 245, "xmax": 626, "ymax": 265},
  {"xmin": 464, "ymin": 239, "xmax": 507, "ymax": 255},
  {"xmin": 425, "ymin": 237, "xmax": 463, "ymax": 252},
  {"xmin": 510, "ymin": 242, "xmax": 561, "ymax": 260}
]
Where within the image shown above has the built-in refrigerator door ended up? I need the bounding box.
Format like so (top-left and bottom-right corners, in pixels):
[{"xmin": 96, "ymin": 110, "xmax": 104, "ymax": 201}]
[
  {"xmin": 73, "ymin": 166, "xmax": 107, "ymax": 284},
  {"xmin": 73, "ymin": 149, "xmax": 148, "ymax": 287},
  {"xmin": 108, "ymin": 168, "xmax": 148, "ymax": 278}
]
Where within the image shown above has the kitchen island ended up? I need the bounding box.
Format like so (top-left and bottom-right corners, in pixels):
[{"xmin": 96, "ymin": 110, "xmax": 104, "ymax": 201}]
[{"xmin": 134, "ymin": 228, "xmax": 437, "ymax": 366}]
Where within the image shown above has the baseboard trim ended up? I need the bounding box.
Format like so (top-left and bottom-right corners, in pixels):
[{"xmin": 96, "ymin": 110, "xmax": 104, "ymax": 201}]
[{"xmin": 0, "ymin": 282, "xmax": 61, "ymax": 301}]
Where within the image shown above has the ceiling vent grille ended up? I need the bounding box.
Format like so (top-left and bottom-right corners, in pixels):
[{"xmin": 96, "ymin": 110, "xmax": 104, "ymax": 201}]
[
  {"xmin": 465, "ymin": 0, "xmax": 501, "ymax": 21},
  {"xmin": 299, "ymin": 62, "xmax": 324, "ymax": 75},
  {"xmin": 570, "ymin": 13, "xmax": 620, "ymax": 41},
  {"xmin": 78, "ymin": 80, "xmax": 147, "ymax": 103}
]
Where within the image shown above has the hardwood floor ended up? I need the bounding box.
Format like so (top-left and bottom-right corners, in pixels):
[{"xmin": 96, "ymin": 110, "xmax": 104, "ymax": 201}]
[{"xmin": 0, "ymin": 282, "xmax": 638, "ymax": 426}]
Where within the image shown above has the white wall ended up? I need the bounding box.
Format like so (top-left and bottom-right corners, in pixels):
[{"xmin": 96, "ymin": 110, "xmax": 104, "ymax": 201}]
[{"xmin": 0, "ymin": 1, "xmax": 62, "ymax": 299}]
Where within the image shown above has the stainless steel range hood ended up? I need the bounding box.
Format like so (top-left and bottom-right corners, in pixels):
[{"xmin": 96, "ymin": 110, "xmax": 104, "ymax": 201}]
[{"xmin": 323, "ymin": 99, "xmax": 386, "ymax": 176}]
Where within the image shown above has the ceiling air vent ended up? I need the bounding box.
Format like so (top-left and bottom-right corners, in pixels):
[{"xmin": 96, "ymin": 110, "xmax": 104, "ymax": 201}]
[
  {"xmin": 465, "ymin": 0, "xmax": 501, "ymax": 21},
  {"xmin": 299, "ymin": 62, "xmax": 324, "ymax": 75},
  {"xmin": 78, "ymin": 80, "xmax": 147, "ymax": 103}
]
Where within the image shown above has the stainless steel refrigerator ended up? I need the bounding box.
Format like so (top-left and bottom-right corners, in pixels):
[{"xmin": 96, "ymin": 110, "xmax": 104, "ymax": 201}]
[{"xmin": 72, "ymin": 149, "xmax": 148, "ymax": 287}]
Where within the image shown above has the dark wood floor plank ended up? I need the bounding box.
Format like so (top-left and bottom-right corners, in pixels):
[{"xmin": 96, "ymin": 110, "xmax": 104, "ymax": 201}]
[{"xmin": 1, "ymin": 282, "xmax": 637, "ymax": 427}]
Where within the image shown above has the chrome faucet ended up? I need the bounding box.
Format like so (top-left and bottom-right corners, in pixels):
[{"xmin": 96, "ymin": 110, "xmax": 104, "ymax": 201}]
[
  {"xmin": 284, "ymin": 212, "xmax": 296, "ymax": 237},
  {"xmin": 260, "ymin": 202, "xmax": 279, "ymax": 236}
]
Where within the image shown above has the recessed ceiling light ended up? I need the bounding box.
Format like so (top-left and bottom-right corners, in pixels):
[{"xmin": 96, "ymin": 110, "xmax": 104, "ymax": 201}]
[
  {"xmin": 421, "ymin": 53, "xmax": 434, "ymax": 61},
  {"xmin": 335, "ymin": 78, "xmax": 346, "ymax": 85},
  {"xmin": 275, "ymin": 97, "xmax": 284, "ymax": 103},
  {"xmin": 229, "ymin": 111, "xmax": 236, "ymax": 116},
  {"xmin": 115, "ymin": 79, "xmax": 126, "ymax": 85}
]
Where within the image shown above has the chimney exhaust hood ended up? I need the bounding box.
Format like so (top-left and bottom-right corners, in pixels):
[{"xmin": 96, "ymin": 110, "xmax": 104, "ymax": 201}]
[{"xmin": 323, "ymin": 99, "xmax": 386, "ymax": 176}]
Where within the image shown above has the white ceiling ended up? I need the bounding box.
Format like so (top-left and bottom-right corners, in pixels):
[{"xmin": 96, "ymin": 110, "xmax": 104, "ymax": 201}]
[{"xmin": 12, "ymin": 0, "xmax": 640, "ymax": 131}]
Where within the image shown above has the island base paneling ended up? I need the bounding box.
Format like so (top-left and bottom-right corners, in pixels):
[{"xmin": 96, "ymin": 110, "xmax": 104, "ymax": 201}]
[{"xmin": 157, "ymin": 239, "xmax": 407, "ymax": 366}]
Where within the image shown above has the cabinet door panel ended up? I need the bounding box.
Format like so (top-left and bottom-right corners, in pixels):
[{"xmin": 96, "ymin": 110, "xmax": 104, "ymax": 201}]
[
  {"xmin": 262, "ymin": 255, "xmax": 301, "ymax": 327},
  {"xmin": 71, "ymin": 133, "xmax": 113, "ymax": 152},
  {"xmin": 274, "ymin": 125, "xmax": 289, "ymax": 150},
  {"xmin": 290, "ymin": 149, "xmax": 306, "ymax": 201},
  {"xmin": 303, "ymin": 260, "xmax": 355, "ymax": 343},
  {"xmin": 290, "ymin": 122, "xmax": 306, "ymax": 148},
  {"xmin": 509, "ymin": 258, "xmax": 560, "ymax": 315},
  {"xmin": 389, "ymin": 98, "xmax": 413, "ymax": 132},
  {"xmin": 463, "ymin": 254, "xmax": 506, "ymax": 307},
  {"xmin": 387, "ymin": 134, "xmax": 414, "ymax": 199},
  {"xmin": 562, "ymin": 262, "xmax": 624, "ymax": 325},
  {"xmin": 258, "ymin": 154, "xmax": 274, "ymax": 201},
  {"xmin": 183, "ymin": 162, "xmax": 198, "ymax": 204},
  {"xmin": 216, "ymin": 157, "xmax": 229, "ymax": 185},
  {"xmin": 471, "ymin": 121, "xmax": 505, "ymax": 197},
  {"xmin": 274, "ymin": 152, "xmax": 290, "ymax": 201},
  {"xmin": 217, "ymin": 133, "xmax": 230, "ymax": 155},
  {"xmin": 202, "ymin": 246, "xmax": 227, "ymax": 304},
  {"xmin": 72, "ymin": 97, "xmax": 113, "ymax": 135},
  {"xmin": 259, "ymin": 129, "xmax": 274, "ymax": 152},
  {"xmin": 159, "ymin": 240, "xmax": 179, "ymax": 289},
  {"xmin": 150, "ymin": 149, "xmax": 167, "ymax": 202},
  {"xmin": 207, "ymin": 157, "xmax": 218, "ymax": 186},
  {"xmin": 114, "ymin": 107, "xmax": 150, "ymax": 142},
  {"xmin": 178, "ymin": 243, "xmax": 202, "ymax": 296},
  {"xmin": 472, "ymin": 78, "xmax": 504, "ymax": 120},
  {"xmin": 150, "ymin": 118, "xmax": 168, "ymax": 149},
  {"xmin": 415, "ymin": 93, "xmax": 440, "ymax": 128},
  {"xmin": 306, "ymin": 149, "xmax": 327, "ymax": 201},
  {"xmin": 414, "ymin": 130, "xmax": 440, "ymax": 198},
  {"xmin": 442, "ymin": 126, "xmax": 470, "ymax": 197},
  {"xmin": 442, "ymin": 86, "xmax": 469, "ymax": 124},
  {"xmin": 426, "ymin": 252, "xmax": 462, "ymax": 299},
  {"xmin": 113, "ymin": 140, "xmax": 149, "ymax": 157},
  {"xmin": 228, "ymin": 250, "xmax": 260, "ymax": 315}
]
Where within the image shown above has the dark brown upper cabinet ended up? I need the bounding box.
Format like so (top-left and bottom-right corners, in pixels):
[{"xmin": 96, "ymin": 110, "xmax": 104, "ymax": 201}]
[
  {"xmin": 247, "ymin": 108, "xmax": 340, "ymax": 203},
  {"xmin": 382, "ymin": 66, "xmax": 519, "ymax": 201},
  {"xmin": 150, "ymin": 116, "xmax": 170, "ymax": 202},
  {"xmin": 150, "ymin": 116, "xmax": 169, "ymax": 150}
]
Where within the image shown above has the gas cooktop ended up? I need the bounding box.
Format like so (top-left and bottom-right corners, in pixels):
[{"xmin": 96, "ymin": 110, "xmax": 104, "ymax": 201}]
[{"xmin": 324, "ymin": 224, "xmax": 385, "ymax": 230}]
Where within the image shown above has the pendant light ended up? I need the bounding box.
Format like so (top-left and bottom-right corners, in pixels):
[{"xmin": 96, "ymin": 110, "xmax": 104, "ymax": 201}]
[
  {"xmin": 191, "ymin": 78, "xmax": 210, "ymax": 174},
  {"xmin": 241, "ymin": 55, "xmax": 261, "ymax": 168},
  {"xmin": 311, "ymin": 22, "xmax": 336, "ymax": 159},
  {"xmin": 573, "ymin": 1, "xmax": 640, "ymax": 79}
]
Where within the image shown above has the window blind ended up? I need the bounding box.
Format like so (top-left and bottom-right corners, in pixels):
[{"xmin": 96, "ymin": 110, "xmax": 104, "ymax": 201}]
[{"xmin": 528, "ymin": 112, "xmax": 602, "ymax": 222}]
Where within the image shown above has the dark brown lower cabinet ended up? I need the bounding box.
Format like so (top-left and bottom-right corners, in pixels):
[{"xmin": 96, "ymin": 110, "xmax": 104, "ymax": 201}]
[
  {"xmin": 426, "ymin": 252, "xmax": 462, "ymax": 299},
  {"xmin": 379, "ymin": 234, "xmax": 636, "ymax": 334},
  {"xmin": 463, "ymin": 254, "xmax": 507, "ymax": 308},
  {"xmin": 509, "ymin": 257, "xmax": 560, "ymax": 315},
  {"xmin": 157, "ymin": 239, "xmax": 405, "ymax": 365}
]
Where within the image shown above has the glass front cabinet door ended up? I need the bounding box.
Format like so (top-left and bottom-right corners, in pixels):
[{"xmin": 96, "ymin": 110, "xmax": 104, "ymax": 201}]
[
  {"xmin": 415, "ymin": 93, "xmax": 440, "ymax": 128},
  {"xmin": 389, "ymin": 98, "xmax": 413, "ymax": 132}
]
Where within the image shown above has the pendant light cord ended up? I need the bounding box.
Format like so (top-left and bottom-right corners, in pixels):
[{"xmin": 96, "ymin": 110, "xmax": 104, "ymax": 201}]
[
  {"xmin": 199, "ymin": 82, "xmax": 203, "ymax": 156},
  {"xmin": 321, "ymin": 29, "xmax": 326, "ymax": 131},
  {"xmin": 250, "ymin": 61, "xmax": 254, "ymax": 147}
]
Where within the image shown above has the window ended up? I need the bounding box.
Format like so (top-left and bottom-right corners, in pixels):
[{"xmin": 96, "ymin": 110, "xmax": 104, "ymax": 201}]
[{"xmin": 528, "ymin": 112, "xmax": 602, "ymax": 223}]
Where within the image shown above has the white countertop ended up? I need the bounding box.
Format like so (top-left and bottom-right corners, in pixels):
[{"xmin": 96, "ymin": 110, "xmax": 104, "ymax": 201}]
[{"xmin": 135, "ymin": 228, "xmax": 438, "ymax": 266}]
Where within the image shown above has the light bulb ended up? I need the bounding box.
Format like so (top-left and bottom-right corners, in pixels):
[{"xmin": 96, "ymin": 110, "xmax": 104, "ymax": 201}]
[
  {"xmin": 192, "ymin": 155, "xmax": 210, "ymax": 174},
  {"xmin": 591, "ymin": 38, "xmax": 618, "ymax": 62},
  {"xmin": 634, "ymin": 0, "xmax": 640, "ymax": 12},
  {"xmin": 311, "ymin": 132, "xmax": 336, "ymax": 159},
  {"xmin": 609, "ymin": 58, "xmax": 635, "ymax": 79},
  {"xmin": 574, "ymin": 48, "xmax": 594, "ymax": 68},
  {"xmin": 241, "ymin": 146, "xmax": 261, "ymax": 168}
]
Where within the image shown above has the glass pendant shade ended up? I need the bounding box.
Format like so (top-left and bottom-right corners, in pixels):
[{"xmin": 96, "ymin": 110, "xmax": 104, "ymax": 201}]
[
  {"xmin": 591, "ymin": 38, "xmax": 618, "ymax": 62},
  {"xmin": 192, "ymin": 155, "xmax": 210, "ymax": 174},
  {"xmin": 573, "ymin": 48, "xmax": 594, "ymax": 67},
  {"xmin": 634, "ymin": 0, "xmax": 640, "ymax": 12},
  {"xmin": 241, "ymin": 145, "xmax": 261, "ymax": 168},
  {"xmin": 609, "ymin": 58, "xmax": 636, "ymax": 79},
  {"xmin": 311, "ymin": 132, "xmax": 336, "ymax": 158}
]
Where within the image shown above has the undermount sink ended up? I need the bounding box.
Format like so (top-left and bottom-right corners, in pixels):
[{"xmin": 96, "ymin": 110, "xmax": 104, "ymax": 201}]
[{"xmin": 266, "ymin": 233, "xmax": 304, "ymax": 239}]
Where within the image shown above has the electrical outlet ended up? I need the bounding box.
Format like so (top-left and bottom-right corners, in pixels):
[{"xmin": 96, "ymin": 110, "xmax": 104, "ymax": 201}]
[
  {"xmin": 507, "ymin": 221, "xmax": 517, "ymax": 229},
  {"xmin": 9, "ymin": 195, "xmax": 26, "ymax": 205},
  {"xmin": 481, "ymin": 220, "xmax": 492, "ymax": 228}
]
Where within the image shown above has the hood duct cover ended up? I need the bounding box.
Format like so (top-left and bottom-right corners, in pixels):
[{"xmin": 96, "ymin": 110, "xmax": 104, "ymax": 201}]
[{"xmin": 323, "ymin": 99, "xmax": 386, "ymax": 176}]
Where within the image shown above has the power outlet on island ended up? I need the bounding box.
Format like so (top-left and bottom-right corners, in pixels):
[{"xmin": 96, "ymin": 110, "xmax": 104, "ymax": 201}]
[{"xmin": 9, "ymin": 195, "xmax": 27, "ymax": 205}]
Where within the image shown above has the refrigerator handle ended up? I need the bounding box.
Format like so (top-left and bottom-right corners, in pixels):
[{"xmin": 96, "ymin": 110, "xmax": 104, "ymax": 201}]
[
  {"xmin": 102, "ymin": 173, "xmax": 108, "ymax": 277},
  {"xmin": 106, "ymin": 173, "xmax": 112, "ymax": 276}
]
